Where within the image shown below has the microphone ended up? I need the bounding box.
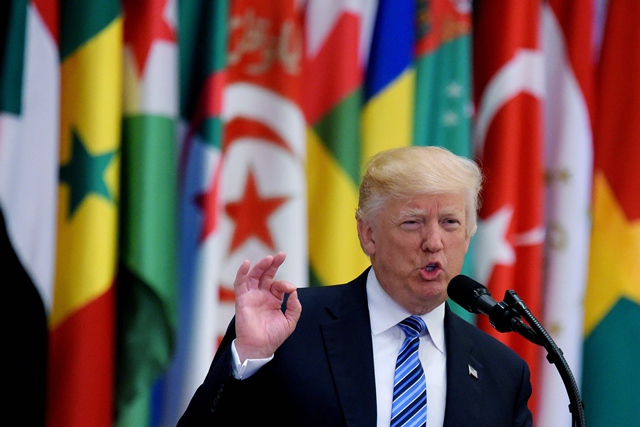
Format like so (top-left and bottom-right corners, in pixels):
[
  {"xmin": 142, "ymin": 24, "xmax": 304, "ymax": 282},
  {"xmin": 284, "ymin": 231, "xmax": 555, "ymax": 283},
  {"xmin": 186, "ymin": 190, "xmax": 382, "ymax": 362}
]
[
  {"xmin": 449, "ymin": 276, "xmax": 586, "ymax": 426},
  {"xmin": 447, "ymin": 275, "xmax": 542, "ymax": 345}
]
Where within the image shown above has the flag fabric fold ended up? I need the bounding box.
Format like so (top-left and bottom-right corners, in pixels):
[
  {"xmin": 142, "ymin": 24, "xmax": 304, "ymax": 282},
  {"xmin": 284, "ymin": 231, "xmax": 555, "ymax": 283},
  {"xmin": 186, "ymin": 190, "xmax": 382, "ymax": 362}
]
[
  {"xmin": 159, "ymin": 1, "xmax": 230, "ymax": 424},
  {"xmin": 413, "ymin": 0, "xmax": 474, "ymax": 321},
  {"xmin": 583, "ymin": 1, "xmax": 640, "ymax": 425},
  {"xmin": 538, "ymin": 1, "xmax": 594, "ymax": 425},
  {"xmin": 304, "ymin": 0, "xmax": 377, "ymax": 287},
  {"xmin": 48, "ymin": 1, "xmax": 122, "ymax": 425},
  {"xmin": 472, "ymin": 0, "xmax": 545, "ymax": 415},
  {"xmin": 218, "ymin": 0, "xmax": 308, "ymax": 311},
  {"xmin": 1, "ymin": 2, "xmax": 59, "ymax": 423},
  {"xmin": 116, "ymin": 0, "xmax": 179, "ymax": 425},
  {"xmin": 4, "ymin": 2, "xmax": 640, "ymax": 425},
  {"xmin": 362, "ymin": 0, "xmax": 414, "ymax": 160}
]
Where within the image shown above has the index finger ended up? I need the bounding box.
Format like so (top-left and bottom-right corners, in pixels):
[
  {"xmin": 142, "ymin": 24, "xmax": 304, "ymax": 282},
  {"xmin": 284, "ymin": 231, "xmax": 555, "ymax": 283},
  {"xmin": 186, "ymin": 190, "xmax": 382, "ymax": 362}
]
[
  {"xmin": 233, "ymin": 259, "xmax": 253, "ymax": 293},
  {"xmin": 257, "ymin": 252, "xmax": 286, "ymax": 290}
]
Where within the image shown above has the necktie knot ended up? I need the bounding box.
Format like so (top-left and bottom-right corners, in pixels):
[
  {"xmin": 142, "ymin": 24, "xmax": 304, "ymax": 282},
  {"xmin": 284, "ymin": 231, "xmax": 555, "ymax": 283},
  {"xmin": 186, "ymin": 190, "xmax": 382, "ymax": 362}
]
[{"xmin": 399, "ymin": 315, "xmax": 426, "ymax": 338}]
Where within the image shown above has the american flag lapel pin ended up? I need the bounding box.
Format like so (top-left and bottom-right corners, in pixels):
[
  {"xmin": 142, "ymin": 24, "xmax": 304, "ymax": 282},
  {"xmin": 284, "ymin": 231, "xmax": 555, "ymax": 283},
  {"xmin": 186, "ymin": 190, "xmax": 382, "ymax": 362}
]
[{"xmin": 468, "ymin": 365, "xmax": 478, "ymax": 379}]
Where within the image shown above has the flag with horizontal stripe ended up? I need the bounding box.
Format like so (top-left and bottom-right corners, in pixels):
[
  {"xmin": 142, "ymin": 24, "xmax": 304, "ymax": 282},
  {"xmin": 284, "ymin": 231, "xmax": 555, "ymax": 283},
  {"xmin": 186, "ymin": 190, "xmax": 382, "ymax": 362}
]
[
  {"xmin": 116, "ymin": 0, "xmax": 178, "ymax": 425},
  {"xmin": 583, "ymin": 1, "xmax": 640, "ymax": 424},
  {"xmin": 304, "ymin": 0, "xmax": 377, "ymax": 287},
  {"xmin": 362, "ymin": 0, "xmax": 414, "ymax": 159},
  {"xmin": 49, "ymin": 1, "xmax": 122, "ymax": 425}
]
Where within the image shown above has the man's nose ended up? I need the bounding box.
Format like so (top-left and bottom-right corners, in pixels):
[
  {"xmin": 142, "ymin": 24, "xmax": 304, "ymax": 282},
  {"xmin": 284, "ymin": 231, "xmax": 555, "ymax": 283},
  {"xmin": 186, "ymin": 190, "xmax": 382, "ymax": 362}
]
[{"xmin": 421, "ymin": 223, "xmax": 444, "ymax": 252}]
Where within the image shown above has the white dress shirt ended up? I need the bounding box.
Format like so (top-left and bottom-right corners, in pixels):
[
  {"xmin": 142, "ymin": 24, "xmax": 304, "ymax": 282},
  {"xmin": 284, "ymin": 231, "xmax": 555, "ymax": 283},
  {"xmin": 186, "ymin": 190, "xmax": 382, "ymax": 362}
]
[{"xmin": 367, "ymin": 269, "xmax": 447, "ymax": 427}]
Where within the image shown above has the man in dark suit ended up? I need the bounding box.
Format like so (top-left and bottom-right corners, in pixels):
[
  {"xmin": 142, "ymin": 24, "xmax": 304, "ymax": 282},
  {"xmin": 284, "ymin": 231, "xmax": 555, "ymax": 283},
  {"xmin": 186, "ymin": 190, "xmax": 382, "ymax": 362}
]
[{"xmin": 178, "ymin": 146, "xmax": 533, "ymax": 426}]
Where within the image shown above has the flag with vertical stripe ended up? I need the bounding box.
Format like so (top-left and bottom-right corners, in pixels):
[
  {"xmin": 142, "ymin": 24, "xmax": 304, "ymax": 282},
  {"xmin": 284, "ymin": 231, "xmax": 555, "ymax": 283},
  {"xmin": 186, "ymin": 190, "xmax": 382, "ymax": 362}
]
[
  {"xmin": 583, "ymin": 1, "xmax": 640, "ymax": 425},
  {"xmin": 0, "ymin": 0, "xmax": 59, "ymax": 424},
  {"xmin": 472, "ymin": 0, "xmax": 545, "ymax": 414},
  {"xmin": 116, "ymin": 0, "xmax": 178, "ymax": 425},
  {"xmin": 304, "ymin": 0, "xmax": 377, "ymax": 287},
  {"xmin": 539, "ymin": 0, "xmax": 594, "ymax": 425},
  {"xmin": 413, "ymin": 0, "xmax": 474, "ymax": 321},
  {"xmin": 48, "ymin": 1, "xmax": 122, "ymax": 425},
  {"xmin": 159, "ymin": 1, "xmax": 229, "ymax": 424},
  {"xmin": 216, "ymin": 0, "xmax": 308, "ymax": 330}
]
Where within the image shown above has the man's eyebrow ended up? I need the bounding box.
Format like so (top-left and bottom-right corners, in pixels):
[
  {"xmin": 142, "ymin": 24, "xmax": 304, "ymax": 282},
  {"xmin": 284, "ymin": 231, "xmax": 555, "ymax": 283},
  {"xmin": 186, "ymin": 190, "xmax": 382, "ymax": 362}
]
[
  {"xmin": 442, "ymin": 206, "xmax": 464, "ymax": 214},
  {"xmin": 397, "ymin": 208, "xmax": 425, "ymax": 217}
]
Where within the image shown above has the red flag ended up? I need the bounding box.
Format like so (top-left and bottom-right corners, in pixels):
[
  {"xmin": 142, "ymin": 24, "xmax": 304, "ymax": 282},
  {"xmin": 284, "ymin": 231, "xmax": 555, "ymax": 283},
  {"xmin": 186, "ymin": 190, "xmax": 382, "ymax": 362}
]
[
  {"xmin": 472, "ymin": 0, "xmax": 545, "ymax": 414},
  {"xmin": 217, "ymin": 0, "xmax": 308, "ymax": 337}
]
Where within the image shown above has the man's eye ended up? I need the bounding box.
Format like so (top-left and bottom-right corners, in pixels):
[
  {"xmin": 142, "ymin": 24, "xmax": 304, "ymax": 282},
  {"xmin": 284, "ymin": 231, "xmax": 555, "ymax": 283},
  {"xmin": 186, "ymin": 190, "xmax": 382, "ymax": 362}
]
[
  {"xmin": 442, "ymin": 218, "xmax": 462, "ymax": 228},
  {"xmin": 400, "ymin": 220, "xmax": 421, "ymax": 229}
]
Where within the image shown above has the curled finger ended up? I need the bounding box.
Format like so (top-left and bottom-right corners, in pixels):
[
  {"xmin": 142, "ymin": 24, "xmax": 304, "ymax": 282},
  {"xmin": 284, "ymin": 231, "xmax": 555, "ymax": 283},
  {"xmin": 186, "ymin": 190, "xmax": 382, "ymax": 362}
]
[{"xmin": 258, "ymin": 252, "xmax": 286, "ymax": 290}]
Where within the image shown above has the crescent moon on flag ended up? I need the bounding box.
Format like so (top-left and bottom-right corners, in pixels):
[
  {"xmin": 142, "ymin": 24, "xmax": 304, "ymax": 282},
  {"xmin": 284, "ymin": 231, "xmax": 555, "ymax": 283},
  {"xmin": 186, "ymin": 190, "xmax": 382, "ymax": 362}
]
[
  {"xmin": 474, "ymin": 49, "xmax": 545, "ymax": 158},
  {"xmin": 222, "ymin": 82, "xmax": 306, "ymax": 158}
]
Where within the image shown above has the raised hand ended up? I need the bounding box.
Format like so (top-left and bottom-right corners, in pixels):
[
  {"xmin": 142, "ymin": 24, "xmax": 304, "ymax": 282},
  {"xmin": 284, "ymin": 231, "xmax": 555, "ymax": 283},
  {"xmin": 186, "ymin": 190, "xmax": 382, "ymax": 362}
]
[{"xmin": 233, "ymin": 252, "xmax": 302, "ymax": 362}]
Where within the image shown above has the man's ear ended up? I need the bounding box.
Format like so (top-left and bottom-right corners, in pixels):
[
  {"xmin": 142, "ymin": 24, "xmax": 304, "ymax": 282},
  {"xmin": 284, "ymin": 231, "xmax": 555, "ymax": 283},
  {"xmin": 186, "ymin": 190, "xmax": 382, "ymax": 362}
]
[{"xmin": 357, "ymin": 218, "xmax": 375, "ymax": 255}]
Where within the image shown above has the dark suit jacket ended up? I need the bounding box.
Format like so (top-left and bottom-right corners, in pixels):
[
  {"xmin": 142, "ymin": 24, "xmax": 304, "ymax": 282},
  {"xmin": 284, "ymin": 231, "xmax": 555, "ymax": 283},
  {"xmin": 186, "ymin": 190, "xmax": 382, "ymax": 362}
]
[{"xmin": 178, "ymin": 268, "xmax": 533, "ymax": 426}]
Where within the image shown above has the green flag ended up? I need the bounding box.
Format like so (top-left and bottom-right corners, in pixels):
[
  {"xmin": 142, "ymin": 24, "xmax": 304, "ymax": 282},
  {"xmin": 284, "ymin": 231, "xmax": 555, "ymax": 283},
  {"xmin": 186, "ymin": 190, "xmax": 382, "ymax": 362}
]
[
  {"xmin": 413, "ymin": 0, "xmax": 474, "ymax": 321},
  {"xmin": 116, "ymin": 0, "xmax": 178, "ymax": 424}
]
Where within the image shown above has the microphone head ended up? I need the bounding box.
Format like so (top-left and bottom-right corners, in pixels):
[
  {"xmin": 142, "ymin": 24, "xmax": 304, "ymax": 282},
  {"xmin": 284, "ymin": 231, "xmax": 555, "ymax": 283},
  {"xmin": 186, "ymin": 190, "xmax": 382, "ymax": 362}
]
[{"xmin": 447, "ymin": 275, "xmax": 491, "ymax": 314}]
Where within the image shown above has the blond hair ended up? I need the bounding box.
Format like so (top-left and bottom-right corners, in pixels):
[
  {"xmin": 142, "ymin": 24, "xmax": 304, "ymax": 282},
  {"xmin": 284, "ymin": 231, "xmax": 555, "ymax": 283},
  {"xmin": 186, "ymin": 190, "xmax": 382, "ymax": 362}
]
[{"xmin": 356, "ymin": 146, "xmax": 483, "ymax": 236}]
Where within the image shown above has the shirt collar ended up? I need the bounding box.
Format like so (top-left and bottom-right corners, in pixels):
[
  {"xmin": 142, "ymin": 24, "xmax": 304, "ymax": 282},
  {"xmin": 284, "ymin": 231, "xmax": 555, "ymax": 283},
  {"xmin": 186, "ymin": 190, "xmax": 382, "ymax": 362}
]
[{"xmin": 366, "ymin": 268, "xmax": 446, "ymax": 354}]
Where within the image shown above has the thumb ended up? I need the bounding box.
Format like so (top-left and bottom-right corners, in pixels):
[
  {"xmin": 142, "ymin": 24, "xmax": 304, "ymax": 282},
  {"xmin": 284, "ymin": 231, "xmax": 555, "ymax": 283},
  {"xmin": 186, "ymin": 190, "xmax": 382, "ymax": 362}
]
[{"xmin": 284, "ymin": 289, "xmax": 302, "ymax": 328}]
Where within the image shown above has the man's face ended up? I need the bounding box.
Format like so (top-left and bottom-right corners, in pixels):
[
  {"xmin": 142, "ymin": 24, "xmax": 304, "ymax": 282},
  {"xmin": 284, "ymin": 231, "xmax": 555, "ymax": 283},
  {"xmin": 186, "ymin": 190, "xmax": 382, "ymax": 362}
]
[{"xmin": 357, "ymin": 192, "xmax": 470, "ymax": 315}]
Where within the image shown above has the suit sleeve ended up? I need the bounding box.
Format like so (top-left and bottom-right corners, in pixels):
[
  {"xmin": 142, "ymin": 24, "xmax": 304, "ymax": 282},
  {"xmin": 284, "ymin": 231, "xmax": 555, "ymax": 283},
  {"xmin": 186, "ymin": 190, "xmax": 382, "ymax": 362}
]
[{"xmin": 177, "ymin": 320, "xmax": 245, "ymax": 425}]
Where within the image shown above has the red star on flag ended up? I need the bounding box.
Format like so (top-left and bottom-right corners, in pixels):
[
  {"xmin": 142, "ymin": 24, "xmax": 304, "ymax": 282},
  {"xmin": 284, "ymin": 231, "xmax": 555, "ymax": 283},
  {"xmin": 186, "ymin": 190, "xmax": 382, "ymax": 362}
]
[{"xmin": 225, "ymin": 169, "xmax": 288, "ymax": 252}]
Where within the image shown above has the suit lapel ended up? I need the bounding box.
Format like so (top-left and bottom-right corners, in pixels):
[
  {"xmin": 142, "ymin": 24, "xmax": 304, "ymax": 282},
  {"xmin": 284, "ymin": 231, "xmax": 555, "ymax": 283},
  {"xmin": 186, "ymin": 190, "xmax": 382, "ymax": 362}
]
[
  {"xmin": 317, "ymin": 277, "xmax": 488, "ymax": 426},
  {"xmin": 443, "ymin": 305, "xmax": 483, "ymax": 426},
  {"xmin": 321, "ymin": 272, "xmax": 377, "ymax": 427}
]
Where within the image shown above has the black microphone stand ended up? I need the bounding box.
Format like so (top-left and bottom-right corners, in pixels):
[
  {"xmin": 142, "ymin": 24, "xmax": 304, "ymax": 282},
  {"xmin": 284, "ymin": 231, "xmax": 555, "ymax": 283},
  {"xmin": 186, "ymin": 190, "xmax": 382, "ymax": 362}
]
[{"xmin": 503, "ymin": 290, "xmax": 586, "ymax": 427}]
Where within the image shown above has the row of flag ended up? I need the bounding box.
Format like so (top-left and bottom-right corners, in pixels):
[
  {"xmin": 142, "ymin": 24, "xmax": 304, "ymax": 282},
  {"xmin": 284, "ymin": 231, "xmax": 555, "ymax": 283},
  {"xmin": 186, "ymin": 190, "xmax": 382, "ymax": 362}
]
[{"xmin": 1, "ymin": 0, "xmax": 639, "ymax": 426}]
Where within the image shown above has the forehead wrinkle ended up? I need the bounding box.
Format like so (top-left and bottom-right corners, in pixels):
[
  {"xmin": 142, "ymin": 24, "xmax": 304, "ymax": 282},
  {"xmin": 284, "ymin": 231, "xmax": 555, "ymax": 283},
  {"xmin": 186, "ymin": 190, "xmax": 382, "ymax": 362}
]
[{"xmin": 398, "ymin": 200, "xmax": 463, "ymax": 217}]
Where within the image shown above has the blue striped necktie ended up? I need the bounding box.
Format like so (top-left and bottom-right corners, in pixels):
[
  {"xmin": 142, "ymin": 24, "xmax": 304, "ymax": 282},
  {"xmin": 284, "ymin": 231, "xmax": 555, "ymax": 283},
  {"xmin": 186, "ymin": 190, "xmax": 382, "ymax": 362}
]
[{"xmin": 391, "ymin": 315, "xmax": 427, "ymax": 427}]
